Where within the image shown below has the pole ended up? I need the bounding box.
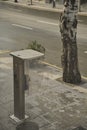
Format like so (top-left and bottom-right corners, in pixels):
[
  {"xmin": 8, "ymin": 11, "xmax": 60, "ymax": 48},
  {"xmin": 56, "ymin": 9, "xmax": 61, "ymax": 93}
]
[
  {"xmin": 78, "ymin": 0, "xmax": 81, "ymax": 12},
  {"xmin": 14, "ymin": 0, "xmax": 18, "ymax": 3},
  {"xmin": 53, "ymin": 0, "xmax": 56, "ymax": 8},
  {"xmin": 13, "ymin": 57, "xmax": 25, "ymax": 120},
  {"xmin": 31, "ymin": 0, "xmax": 32, "ymax": 5}
]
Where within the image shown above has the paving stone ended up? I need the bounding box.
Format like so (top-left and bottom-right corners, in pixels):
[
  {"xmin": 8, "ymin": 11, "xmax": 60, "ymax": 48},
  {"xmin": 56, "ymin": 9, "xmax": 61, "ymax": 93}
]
[
  {"xmin": 32, "ymin": 116, "xmax": 50, "ymax": 128},
  {"xmin": 71, "ymin": 126, "xmax": 87, "ymax": 130},
  {"xmin": 16, "ymin": 121, "xmax": 39, "ymax": 130},
  {"xmin": 39, "ymin": 124, "xmax": 56, "ymax": 130},
  {"xmin": 0, "ymin": 56, "xmax": 87, "ymax": 130}
]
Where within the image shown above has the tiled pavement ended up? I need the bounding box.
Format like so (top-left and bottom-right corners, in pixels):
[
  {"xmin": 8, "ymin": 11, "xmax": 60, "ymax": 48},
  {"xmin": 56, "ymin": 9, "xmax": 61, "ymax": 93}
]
[
  {"xmin": 0, "ymin": 0, "xmax": 87, "ymax": 129},
  {"xmin": 0, "ymin": 54, "xmax": 87, "ymax": 130}
]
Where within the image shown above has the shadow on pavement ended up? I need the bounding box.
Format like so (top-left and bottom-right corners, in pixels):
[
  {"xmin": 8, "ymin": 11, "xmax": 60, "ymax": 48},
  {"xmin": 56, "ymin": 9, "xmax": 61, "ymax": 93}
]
[{"xmin": 16, "ymin": 121, "xmax": 39, "ymax": 130}]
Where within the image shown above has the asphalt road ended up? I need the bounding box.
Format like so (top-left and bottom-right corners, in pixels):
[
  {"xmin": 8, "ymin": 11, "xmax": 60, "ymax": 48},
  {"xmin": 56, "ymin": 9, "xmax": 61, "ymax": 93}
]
[{"xmin": 0, "ymin": 8, "xmax": 87, "ymax": 77}]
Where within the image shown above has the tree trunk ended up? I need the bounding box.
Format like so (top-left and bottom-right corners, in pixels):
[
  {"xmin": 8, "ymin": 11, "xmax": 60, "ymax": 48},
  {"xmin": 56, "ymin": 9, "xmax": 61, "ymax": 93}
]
[{"xmin": 59, "ymin": 0, "xmax": 81, "ymax": 84}]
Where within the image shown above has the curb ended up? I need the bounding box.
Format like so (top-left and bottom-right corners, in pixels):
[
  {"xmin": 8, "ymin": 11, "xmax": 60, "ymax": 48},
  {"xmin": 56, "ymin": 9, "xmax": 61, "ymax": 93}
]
[
  {"xmin": 41, "ymin": 61, "xmax": 87, "ymax": 80},
  {"xmin": 0, "ymin": 1, "xmax": 87, "ymax": 20},
  {"xmin": 0, "ymin": 1, "xmax": 61, "ymax": 19}
]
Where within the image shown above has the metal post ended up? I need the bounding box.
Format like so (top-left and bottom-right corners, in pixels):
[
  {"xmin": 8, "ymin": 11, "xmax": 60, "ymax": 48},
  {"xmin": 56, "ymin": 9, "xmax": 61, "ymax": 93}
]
[
  {"xmin": 78, "ymin": 0, "xmax": 81, "ymax": 12},
  {"xmin": 30, "ymin": 0, "xmax": 32, "ymax": 5},
  {"xmin": 53, "ymin": 0, "xmax": 56, "ymax": 8},
  {"xmin": 10, "ymin": 49, "xmax": 44, "ymax": 122},
  {"xmin": 13, "ymin": 56, "xmax": 25, "ymax": 120},
  {"xmin": 14, "ymin": 0, "xmax": 18, "ymax": 3},
  {"xmin": 10, "ymin": 56, "xmax": 28, "ymax": 122}
]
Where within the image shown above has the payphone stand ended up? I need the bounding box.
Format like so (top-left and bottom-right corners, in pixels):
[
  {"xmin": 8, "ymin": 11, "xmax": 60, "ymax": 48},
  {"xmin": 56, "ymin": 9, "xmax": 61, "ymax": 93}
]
[{"xmin": 10, "ymin": 49, "xmax": 44, "ymax": 122}]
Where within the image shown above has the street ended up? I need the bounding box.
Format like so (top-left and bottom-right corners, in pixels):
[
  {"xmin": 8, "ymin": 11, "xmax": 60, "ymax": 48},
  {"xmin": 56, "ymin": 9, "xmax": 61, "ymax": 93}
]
[
  {"xmin": 0, "ymin": 8, "xmax": 87, "ymax": 77},
  {"xmin": 0, "ymin": 5, "xmax": 87, "ymax": 130}
]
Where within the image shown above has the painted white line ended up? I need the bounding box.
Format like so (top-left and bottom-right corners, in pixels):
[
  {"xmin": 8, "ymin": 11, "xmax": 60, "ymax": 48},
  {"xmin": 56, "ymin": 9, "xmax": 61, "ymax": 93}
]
[
  {"xmin": 12, "ymin": 24, "xmax": 33, "ymax": 30},
  {"xmin": 37, "ymin": 20, "xmax": 58, "ymax": 26},
  {"xmin": 84, "ymin": 51, "xmax": 87, "ymax": 54},
  {"xmin": 9, "ymin": 8, "xmax": 22, "ymax": 12}
]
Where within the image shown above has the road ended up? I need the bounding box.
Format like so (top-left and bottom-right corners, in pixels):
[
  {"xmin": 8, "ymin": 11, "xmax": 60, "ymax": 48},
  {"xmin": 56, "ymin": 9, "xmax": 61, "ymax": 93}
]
[{"xmin": 0, "ymin": 8, "xmax": 87, "ymax": 77}]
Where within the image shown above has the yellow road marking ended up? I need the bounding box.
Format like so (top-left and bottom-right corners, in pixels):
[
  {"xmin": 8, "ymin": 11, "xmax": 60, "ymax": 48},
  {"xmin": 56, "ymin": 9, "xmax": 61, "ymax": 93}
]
[
  {"xmin": 40, "ymin": 61, "xmax": 62, "ymax": 70},
  {"xmin": 82, "ymin": 76, "xmax": 87, "ymax": 80},
  {"xmin": 40, "ymin": 61, "xmax": 87, "ymax": 80},
  {"xmin": 0, "ymin": 50, "xmax": 11, "ymax": 54}
]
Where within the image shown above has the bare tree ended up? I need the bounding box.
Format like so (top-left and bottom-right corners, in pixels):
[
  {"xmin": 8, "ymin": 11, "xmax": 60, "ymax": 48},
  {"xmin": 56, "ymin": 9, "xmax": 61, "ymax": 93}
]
[{"xmin": 59, "ymin": 0, "xmax": 81, "ymax": 83}]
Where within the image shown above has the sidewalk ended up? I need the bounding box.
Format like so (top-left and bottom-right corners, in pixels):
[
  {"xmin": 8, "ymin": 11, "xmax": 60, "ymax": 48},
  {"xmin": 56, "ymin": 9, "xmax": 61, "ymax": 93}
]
[
  {"xmin": 0, "ymin": 1, "xmax": 87, "ymax": 129},
  {"xmin": 5, "ymin": 0, "xmax": 64, "ymax": 10},
  {"xmin": 0, "ymin": 0, "xmax": 87, "ymax": 17},
  {"xmin": 0, "ymin": 53, "xmax": 87, "ymax": 130},
  {"xmin": 7, "ymin": 0, "xmax": 87, "ymax": 12}
]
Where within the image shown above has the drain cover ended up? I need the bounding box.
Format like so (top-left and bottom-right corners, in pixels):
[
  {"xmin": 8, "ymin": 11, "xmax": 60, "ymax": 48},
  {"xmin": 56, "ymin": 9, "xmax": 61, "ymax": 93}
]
[
  {"xmin": 16, "ymin": 121, "xmax": 39, "ymax": 130},
  {"xmin": 72, "ymin": 126, "xmax": 87, "ymax": 130}
]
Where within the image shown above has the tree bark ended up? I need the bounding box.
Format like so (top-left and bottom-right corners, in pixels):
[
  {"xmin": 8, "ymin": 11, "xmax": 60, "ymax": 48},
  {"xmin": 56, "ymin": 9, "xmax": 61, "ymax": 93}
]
[{"xmin": 59, "ymin": 0, "xmax": 81, "ymax": 83}]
